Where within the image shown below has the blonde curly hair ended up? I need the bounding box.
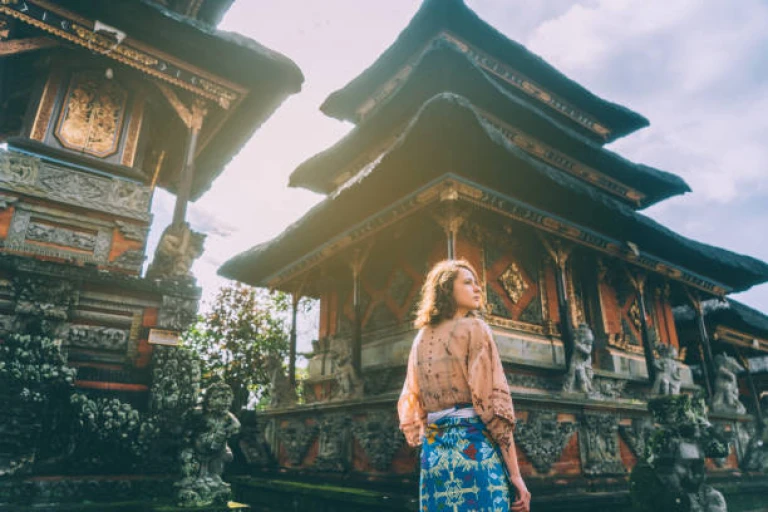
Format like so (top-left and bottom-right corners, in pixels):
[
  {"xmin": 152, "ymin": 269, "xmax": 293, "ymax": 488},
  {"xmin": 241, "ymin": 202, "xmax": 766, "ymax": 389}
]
[{"xmin": 414, "ymin": 259, "xmax": 483, "ymax": 328}]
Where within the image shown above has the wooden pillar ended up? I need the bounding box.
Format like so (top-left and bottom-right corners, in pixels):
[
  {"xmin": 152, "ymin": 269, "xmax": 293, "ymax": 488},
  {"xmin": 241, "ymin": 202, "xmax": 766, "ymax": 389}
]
[
  {"xmin": 432, "ymin": 194, "xmax": 467, "ymax": 260},
  {"xmin": 541, "ymin": 236, "xmax": 575, "ymax": 367},
  {"xmin": 289, "ymin": 292, "xmax": 299, "ymax": 388},
  {"xmin": 687, "ymin": 289, "xmax": 715, "ymax": 399},
  {"xmin": 155, "ymin": 84, "xmax": 208, "ymax": 227},
  {"xmin": 629, "ymin": 272, "xmax": 657, "ymax": 383},
  {"xmin": 349, "ymin": 245, "xmax": 371, "ymax": 376},
  {"xmin": 172, "ymin": 99, "xmax": 207, "ymax": 226}
]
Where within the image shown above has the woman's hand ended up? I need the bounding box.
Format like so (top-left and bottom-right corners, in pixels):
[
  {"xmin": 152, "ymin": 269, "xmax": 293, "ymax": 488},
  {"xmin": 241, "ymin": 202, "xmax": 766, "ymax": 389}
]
[{"xmin": 509, "ymin": 475, "xmax": 531, "ymax": 512}]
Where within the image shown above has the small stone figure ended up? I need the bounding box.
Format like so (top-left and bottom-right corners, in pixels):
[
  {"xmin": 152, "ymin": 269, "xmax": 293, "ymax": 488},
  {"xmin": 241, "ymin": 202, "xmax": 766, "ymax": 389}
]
[
  {"xmin": 712, "ymin": 353, "xmax": 746, "ymax": 414},
  {"xmin": 266, "ymin": 354, "xmax": 296, "ymax": 408},
  {"xmin": 630, "ymin": 394, "xmax": 729, "ymax": 512},
  {"xmin": 742, "ymin": 418, "xmax": 768, "ymax": 472},
  {"xmin": 330, "ymin": 336, "xmax": 363, "ymax": 401},
  {"xmin": 652, "ymin": 342, "xmax": 683, "ymax": 396},
  {"xmin": 562, "ymin": 323, "xmax": 595, "ymax": 394},
  {"xmin": 175, "ymin": 382, "xmax": 241, "ymax": 507},
  {"xmin": 147, "ymin": 222, "xmax": 205, "ymax": 283}
]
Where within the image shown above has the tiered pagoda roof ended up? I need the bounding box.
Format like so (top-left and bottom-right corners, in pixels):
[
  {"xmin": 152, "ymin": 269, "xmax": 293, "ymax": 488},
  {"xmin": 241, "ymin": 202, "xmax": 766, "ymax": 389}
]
[
  {"xmin": 220, "ymin": 0, "xmax": 768, "ymax": 299},
  {"xmin": 2, "ymin": 0, "xmax": 304, "ymax": 199}
]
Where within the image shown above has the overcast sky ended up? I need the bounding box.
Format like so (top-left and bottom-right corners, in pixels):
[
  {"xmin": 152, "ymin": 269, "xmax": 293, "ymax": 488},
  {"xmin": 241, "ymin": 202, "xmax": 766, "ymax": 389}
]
[{"xmin": 147, "ymin": 0, "xmax": 768, "ymax": 350}]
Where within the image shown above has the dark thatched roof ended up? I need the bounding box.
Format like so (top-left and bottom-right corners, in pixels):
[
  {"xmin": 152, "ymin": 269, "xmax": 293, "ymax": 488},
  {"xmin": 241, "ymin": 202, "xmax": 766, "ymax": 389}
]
[
  {"xmin": 292, "ymin": 40, "xmax": 688, "ymax": 206},
  {"xmin": 321, "ymin": 0, "xmax": 648, "ymax": 143},
  {"xmin": 676, "ymin": 299, "xmax": 768, "ymax": 339},
  {"xmin": 220, "ymin": 93, "xmax": 768, "ymax": 292},
  {"xmin": 55, "ymin": 0, "xmax": 304, "ymax": 200}
]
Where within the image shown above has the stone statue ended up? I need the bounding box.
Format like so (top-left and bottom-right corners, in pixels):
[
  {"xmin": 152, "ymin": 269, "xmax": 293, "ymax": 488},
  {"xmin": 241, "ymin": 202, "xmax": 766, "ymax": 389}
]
[
  {"xmin": 266, "ymin": 354, "xmax": 296, "ymax": 409},
  {"xmin": 652, "ymin": 342, "xmax": 683, "ymax": 396},
  {"xmin": 630, "ymin": 394, "xmax": 729, "ymax": 512},
  {"xmin": 712, "ymin": 353, "xmax": 746, "ymax": 414},
  {"xmin": 742, "ymin": 418, "xmax": 768, "ymax": 472},
  {"xmin": 562, "ymin": 323, "xmax": 595, "ymax": 394},
  {"xmin": 147, "ymin": 222, "xmax": 205, "ymax": 283},
  {"xmin": 175, "ymin": 382, "xmax": 241, "ymax": 507},
  {"xmin": 329, "ymin": 336, "xmax": 362, "ymax": 401}
]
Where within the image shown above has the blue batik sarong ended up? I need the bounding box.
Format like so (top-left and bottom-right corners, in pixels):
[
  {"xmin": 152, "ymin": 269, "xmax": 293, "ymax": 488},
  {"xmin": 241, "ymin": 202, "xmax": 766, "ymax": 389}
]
[{"xmin": 420, "ymin": 416, "xmax": 511, "ymax": 511}]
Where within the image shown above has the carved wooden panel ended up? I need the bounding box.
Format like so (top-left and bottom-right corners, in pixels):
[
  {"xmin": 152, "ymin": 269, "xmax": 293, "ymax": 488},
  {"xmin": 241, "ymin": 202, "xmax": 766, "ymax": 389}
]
[
  {"xmin": 483, "ymin": 237, "xmax": 543, "ymax": 328},
  {"xmin": 54, "ymin": 71, "xmax": 128, "ymax": 158}
]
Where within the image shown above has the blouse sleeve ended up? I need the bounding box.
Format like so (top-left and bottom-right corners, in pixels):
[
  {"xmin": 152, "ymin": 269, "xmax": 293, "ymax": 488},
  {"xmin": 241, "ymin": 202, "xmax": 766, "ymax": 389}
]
[
  {"xmin": 397, "ymin": 331, "xmax": 426, "ymax": 447},
  {"xmin": 466, "ymin": 319, "xmax": 517, "ymax": 450}
]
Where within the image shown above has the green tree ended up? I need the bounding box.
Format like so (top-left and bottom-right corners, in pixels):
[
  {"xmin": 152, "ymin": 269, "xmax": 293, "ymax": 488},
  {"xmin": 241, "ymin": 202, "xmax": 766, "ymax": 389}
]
[{"xmin": 183, "ymin": 283, "xmax": 292, "ymax": 411}]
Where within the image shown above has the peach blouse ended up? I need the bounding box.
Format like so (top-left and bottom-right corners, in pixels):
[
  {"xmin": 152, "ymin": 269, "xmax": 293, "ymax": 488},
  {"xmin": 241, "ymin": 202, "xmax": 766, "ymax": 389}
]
[{"xmin": 397, "ymin": 316, "xmax": 517, "ymax": 449}]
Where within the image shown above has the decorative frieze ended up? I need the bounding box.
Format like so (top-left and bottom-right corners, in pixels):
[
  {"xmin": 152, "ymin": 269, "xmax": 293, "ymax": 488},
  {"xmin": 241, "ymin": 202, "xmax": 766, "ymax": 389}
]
[
  {"xmin": 115, "ymin": 221, "xmax": 148, "ymax": 242},
  {"xmin": 0, "ymin": 151, "xmax": 151, "ymax": 220},
  {"xmin": 279, "ymin": 419, "xmax": 317, "ymax": 466},
  {"xmin": 514, "ymin": 410, "xmax": 577, "ymax": 474},
  {"xmin": 157, "ymin": 295, "xmax": 199, "ymax": 332},
  {"xmin": 314, "ymin": 414, "xmax": 351, "ymax": 472},
  {"xmin": 351, "ymin": 410, "xmax": 403, "ymax": 472},
  {"xmin": 25, "ymin": 220, "xmax": 96, "ymax": 251},
  {"xmin": 5, "ymin": 209, "xmax": 113, "ymax": 263},
  {"xmin": 618, "ymin": 417, "xmax": 653, "ymax": 459},
  {"xmin": 579, "ymin": 412, "xmax": 625, "ymax": 475},
  {"xmin": 65, "ymin": 325, "xmax": 129, "ymax": 351}
]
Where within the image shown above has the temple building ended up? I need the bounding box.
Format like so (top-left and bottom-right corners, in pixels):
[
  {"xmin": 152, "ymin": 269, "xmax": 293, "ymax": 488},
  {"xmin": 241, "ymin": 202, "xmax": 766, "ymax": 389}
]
[
  {"xmin": 0, "ymin": 0, "xmax": 301, "ymax": 472},
  {"xmin": 220, "ymin": 0, "xmax": 768, "ymax": 508}
]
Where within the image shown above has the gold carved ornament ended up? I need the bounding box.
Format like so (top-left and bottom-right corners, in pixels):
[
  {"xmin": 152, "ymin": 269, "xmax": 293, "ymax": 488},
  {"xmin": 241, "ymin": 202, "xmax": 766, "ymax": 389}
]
[{"xmin": 55, "ymin": 71, "xmax": 128, "ymax": 158}]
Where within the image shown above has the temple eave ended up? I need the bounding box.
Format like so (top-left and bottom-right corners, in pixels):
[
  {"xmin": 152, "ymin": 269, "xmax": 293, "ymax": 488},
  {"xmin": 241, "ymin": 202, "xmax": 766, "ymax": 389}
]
[{"xmin": 219, "ymin": 173, "xmax": 757, "ymax": 300}]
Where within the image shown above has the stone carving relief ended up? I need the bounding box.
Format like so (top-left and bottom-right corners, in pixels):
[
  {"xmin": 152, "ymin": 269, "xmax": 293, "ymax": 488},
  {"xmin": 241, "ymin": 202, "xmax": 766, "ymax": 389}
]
[
  {"xmin": 314, "ymin": 414, "xmax": 351, "ymax": 472},
  {"xmin": 146, "ymin": 222, "xmax": 205, "ymax": 284},
  {"xmin": 279, "ymin": 419, "xmax": 317, "ymax": 466},
  {"xmin": 66, "ymin": 325, "xmax": 129, "ymax": 351},
  {"xmin": 0, "ymin": 150, "xmax": 38, "ymax": 185},
  {"xmin": 562, "ymin": 323, "xmax": 595, "ymax": 395},
  {"xmin": 514, "ymin": 410, "xmax": 577, "ymax": 474},
  {"xmin": 115, "ymin": 220, "xmax": 148, "ymax": 242},
  {"xmin": 741, "ymin": 418, "xmax": 768, "ymax": 472},
  {"xmin": 157, "ymin": 295, "xmax": 199, "ymax": 332},
  {"xmin": 351, "ymin": 411, "xmax": 403, "ymax": 472},
  {"xmin": 111, "ymin": 250, "xmax": 145, "ymax": 270},
  {"xmin": 0, "ymin": 150, "xmax": 151, "ymax": 220},
  {"xmin": 712, "ymin": 353, "xmax": 746, "ymax": 414},
  {"xmin": 13, "ymin": 275, "xmax": 77, "ymax": 335},
  {"xmin": 25, "ymin": 221, "xmax": 96, "ymax": 251},
  {"xmin": 238, "ymin": 416, "xmax": 276, "ymax": 467},
  {"xmin": 619, "ymin": 417, "xmax": 653, "ymax": 460},
  {"xmin": 579, "ymin": 412, "xmax": 625, "ymax": 475}
]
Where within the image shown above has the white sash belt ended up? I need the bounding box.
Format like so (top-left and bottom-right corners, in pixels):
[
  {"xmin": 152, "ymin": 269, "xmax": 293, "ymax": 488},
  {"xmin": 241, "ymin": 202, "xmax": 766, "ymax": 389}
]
[{"xmin": 427, "ymin": 405, "xmax": 477, "ymax": 424}]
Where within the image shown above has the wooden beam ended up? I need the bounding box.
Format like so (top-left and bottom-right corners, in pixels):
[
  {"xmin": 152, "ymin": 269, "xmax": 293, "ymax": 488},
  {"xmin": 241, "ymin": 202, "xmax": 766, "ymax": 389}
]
[{"xmin": 0, "ymin": 36, "xmax": 57, "ymax": 56}]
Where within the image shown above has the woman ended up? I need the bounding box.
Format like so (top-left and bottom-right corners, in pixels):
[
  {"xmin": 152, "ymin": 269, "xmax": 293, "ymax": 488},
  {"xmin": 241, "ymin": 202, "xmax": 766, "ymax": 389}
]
[{"xmin": 398, "ymin": 259, "xmax": 531, "ymax": 512}]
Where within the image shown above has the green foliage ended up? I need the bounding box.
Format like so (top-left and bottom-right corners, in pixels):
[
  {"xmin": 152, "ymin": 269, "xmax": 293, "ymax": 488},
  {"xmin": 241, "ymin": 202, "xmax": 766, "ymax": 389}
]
[
  {"xmin": 0, "ymin": 333, "xmax": 76, "ymax": 403},
  {"xmin": 183, "ymin": 283, "xmax": 292, "ymax": 411}
]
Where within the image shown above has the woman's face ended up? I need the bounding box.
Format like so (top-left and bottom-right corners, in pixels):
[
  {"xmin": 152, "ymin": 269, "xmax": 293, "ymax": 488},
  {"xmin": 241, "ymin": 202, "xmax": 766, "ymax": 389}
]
[{"xmin": 452, "ymin": 267, "xmax": 482, "ymax": 313}]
